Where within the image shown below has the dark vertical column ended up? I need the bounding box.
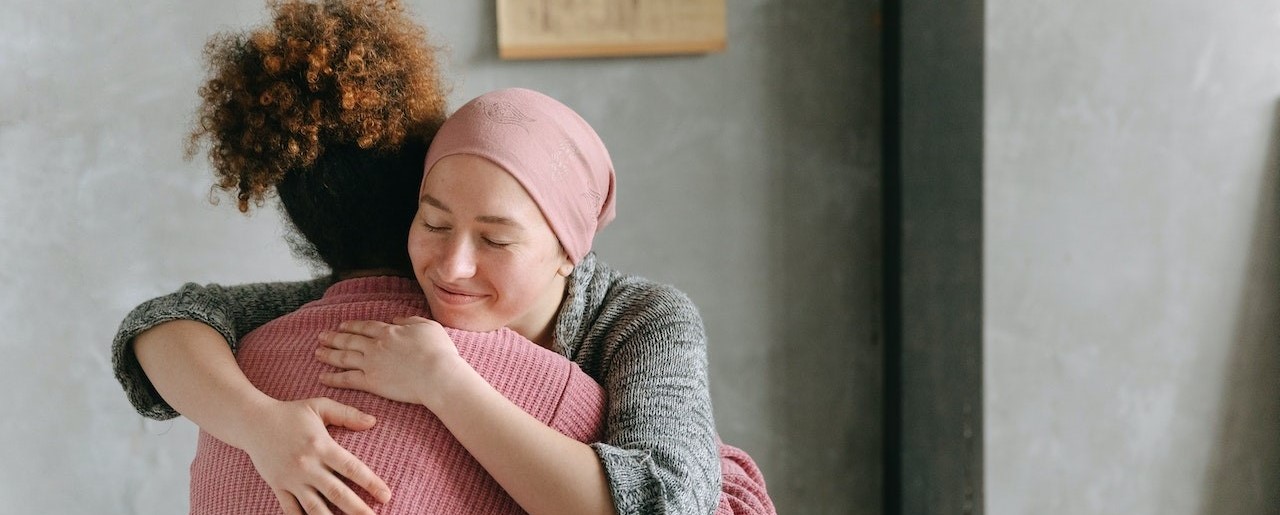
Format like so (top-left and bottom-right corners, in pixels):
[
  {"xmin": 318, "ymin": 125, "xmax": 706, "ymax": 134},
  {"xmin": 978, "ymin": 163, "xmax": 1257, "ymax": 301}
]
[{"xmin": 882, "ymin": 0, "xmax": 984, "ymax": 513}]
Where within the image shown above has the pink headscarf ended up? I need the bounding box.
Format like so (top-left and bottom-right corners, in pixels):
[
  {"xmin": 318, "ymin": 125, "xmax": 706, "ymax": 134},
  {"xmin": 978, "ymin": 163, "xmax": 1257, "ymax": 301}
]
[{"xmin": 422, "ymin": 88, "xmax": 617, "ymax": 264}]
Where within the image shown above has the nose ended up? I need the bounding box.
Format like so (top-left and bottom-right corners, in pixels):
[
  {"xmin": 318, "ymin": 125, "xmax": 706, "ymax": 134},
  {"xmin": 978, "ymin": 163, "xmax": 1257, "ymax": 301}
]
[{"xmin": 437, "ymin": 235, "xmax": 477, "ymax": 281}]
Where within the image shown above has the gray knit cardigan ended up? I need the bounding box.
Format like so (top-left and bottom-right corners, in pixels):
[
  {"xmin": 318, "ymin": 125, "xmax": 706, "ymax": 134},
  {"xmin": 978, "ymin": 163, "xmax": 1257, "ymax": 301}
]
[{"xmin": 111, "ymin": 253, "xmax": 721, "ymax": 515}]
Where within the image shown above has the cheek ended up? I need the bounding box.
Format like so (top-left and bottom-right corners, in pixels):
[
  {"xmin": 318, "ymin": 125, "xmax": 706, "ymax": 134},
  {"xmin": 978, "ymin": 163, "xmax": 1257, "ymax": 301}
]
[
  {"xmin": 406, "ymin": 228, "xmax": 433, "ymax": 268},
  {"xmin": 496, "ymin": 256, "xmax": 551, "ymax": 295}
]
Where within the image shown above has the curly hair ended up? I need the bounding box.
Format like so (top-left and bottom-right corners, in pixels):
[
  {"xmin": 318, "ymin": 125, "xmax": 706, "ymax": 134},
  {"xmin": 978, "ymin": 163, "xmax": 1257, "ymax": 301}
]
[{"xmin": 187, "ymin": 0, "xmax": 448, "ymax": 273}]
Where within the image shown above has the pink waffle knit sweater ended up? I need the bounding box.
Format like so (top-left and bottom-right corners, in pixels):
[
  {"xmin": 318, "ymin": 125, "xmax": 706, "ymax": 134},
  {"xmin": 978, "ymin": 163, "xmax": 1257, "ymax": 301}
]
[{"xmin": 188, "ymin": 276, "xmax": 773, "ymax": 514}]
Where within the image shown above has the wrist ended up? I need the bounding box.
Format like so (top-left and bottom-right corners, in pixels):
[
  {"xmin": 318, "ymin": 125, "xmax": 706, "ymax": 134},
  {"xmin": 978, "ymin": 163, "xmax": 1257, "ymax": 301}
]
[
  {"xmin": 418, "ymin": 353, "xmax": 477, "ymax": 412},
  {"xmin": 211, "ymin": 394, "xmax": 278, "ymax": 451}
]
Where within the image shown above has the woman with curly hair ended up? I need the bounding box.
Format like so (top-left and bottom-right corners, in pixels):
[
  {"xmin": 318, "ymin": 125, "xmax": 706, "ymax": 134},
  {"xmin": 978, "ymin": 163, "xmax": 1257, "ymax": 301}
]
[
  {"xmin": 114, "ymin": 0, "xmax": 492, "ymax": 512},
  {"xmin": 115, "ymin": 1, "xmax": 774, "ymax": 514}
]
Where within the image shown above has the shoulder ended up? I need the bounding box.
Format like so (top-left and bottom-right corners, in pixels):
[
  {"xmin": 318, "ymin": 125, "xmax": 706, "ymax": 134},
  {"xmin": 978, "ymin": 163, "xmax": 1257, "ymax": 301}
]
[
  {"xmin": 583, "ymin": 263, "xmax": 706, "ymax": 358},
  {"xmin": 560, "ymin": 255, "xmax": 708, "ymax": 373},
  {"xmin": 590, "ymin": 262, "xmax": 703, "ymax": 329}
]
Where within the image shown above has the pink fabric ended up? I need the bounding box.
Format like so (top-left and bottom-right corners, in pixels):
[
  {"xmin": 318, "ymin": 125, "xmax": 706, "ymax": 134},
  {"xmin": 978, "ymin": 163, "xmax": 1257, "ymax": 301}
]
[
  {"xmin": 189, "ymin": 276, "xmax": 775, "ymax": 514},
  {"xmin": 189, "ymin": 277, "xmax": 604, "ymax": 514},
  {"xmin": 716, "ymin": 444, "xmax": 777, "ymax": 515},
  {"xmin": 422, "ymin": 88, "xmax": 616, "ymax": 264}
]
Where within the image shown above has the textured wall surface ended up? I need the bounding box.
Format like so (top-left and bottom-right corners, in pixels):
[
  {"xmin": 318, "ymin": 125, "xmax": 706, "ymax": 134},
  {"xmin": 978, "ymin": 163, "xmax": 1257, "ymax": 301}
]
[
  {"xmin": 0, "ymin": 1, "xmax": 879, "ymax": 513},
  {"xmin": 987, "ymin": 1, "xmax": 1280, "ymax": 514}
]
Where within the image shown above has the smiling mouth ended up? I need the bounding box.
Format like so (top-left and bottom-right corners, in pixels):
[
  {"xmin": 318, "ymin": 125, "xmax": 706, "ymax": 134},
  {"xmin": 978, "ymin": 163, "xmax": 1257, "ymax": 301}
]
[{"xmin": 432, "ymin": 283, "xmax": 485, "ymax": 305}]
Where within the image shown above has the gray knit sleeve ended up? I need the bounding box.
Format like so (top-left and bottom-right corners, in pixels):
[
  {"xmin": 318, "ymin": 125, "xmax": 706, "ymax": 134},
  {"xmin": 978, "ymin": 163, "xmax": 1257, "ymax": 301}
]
[
  {"xmin": 110, "ymin": 278, "xmax": 332, "ymax": 419},
  {"xmin": 590, "ymin": 285, "xmax": 721, "ymax": 515}
]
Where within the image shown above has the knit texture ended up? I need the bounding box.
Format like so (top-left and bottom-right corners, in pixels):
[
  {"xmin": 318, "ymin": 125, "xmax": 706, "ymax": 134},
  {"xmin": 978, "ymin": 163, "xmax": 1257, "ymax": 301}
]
[
  {"xmin": 189, "ymin": 276, "xmax": 605, "ymax": 514},
  {"xmin": 112, "ymin": 277, "xmax": 332, "ymax": 420},
  {"xmin": 715, "ymin": 444, "xmax": 776, "ymax": 515},
  {"xmin": 114, "ymin": 254, "xmax": 769, "ymax": 514}
]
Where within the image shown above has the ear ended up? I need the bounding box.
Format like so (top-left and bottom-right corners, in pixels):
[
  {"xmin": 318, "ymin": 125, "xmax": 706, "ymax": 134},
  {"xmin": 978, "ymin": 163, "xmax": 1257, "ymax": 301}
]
[{"xmin": 557, "ymin": 257, "xmax": 575, "ymax": 278}]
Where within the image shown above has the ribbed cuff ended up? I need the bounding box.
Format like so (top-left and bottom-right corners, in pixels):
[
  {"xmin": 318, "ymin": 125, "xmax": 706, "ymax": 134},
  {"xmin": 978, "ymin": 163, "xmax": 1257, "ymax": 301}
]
[
  {"xmin": 111, "ymin": 284, "xmax": 238, "ymax": 420},
  {"xmin": 591, "ymin": 443, "xmax": 663, "ymax": 515}
]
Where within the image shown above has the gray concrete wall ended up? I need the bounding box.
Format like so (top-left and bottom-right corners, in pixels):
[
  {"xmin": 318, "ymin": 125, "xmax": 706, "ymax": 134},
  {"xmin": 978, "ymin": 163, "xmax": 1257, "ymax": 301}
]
[
  {"xmin": 0, "ymin": 1, "xmax": 879, "ymax": 513},
  {"xmin": 987, "ymin": 1, "xmax": 1280, "ymax": 513}
]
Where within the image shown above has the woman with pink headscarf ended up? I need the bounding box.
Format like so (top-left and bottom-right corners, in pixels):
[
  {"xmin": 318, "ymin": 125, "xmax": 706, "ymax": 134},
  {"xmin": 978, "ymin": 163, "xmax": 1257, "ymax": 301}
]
[{"xmin": 321, "ymin": 87, "xmax": 772, "ymax": 514}]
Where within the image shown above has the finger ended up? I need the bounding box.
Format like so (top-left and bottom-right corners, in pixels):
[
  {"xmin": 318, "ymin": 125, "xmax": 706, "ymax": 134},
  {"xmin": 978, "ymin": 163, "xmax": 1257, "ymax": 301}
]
[
  {"xmin": 315, "ymin": 347, "xmax": 365, "ymax": 370},
  {"xmin": 315, "ymin": 473, "xmax": 378, "ymax": 515},
  {"xmin": 319, "ymin": 370, "xmax": 370, "ymax": 393},
  {"xmin": 392, "ymin": 315, "xmax": 432, "ymax": 325},
  {"xmin": 326, "ymin": 447, "xmax": 392, "ymax": 505},
  {"xmin": 309, "ymin": 397, "xmax": 376, "ymax": 431},
  {"xmin": 296, "ymin": 488, "xmax": 335, "ymax": 515},
  {"xmin": 319, "ymin": 331, "xmax": 374, "ymax": 352},
  {"xmin": 336, "ymin": 319, "xmax": 390, "ymax": 337},
  {"xmin": 274, "ymin": 490, "xmax": 304, "ymax": 515}
]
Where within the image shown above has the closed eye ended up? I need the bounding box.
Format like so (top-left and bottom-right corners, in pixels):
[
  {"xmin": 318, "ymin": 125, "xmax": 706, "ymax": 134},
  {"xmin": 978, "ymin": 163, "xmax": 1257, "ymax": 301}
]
[{"xmin": 422, "ymin": 221, "xmax": 449, "ymax": 233}]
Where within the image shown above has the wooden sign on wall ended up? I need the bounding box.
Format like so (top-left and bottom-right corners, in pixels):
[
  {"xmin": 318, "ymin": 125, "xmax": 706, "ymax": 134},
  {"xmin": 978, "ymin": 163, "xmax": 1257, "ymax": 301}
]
[{"xmin": 497, "ymin": 0, "xmax": 727, "ymax": 60}]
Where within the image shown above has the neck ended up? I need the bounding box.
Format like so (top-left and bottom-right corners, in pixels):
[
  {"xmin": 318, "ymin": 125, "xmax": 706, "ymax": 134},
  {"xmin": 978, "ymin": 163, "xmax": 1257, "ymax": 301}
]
[
  {"xmin": 511, "ymin": 275, "xmax": 568, "ymax": 350},
  {"xmin": 527, "ymin": 324, "xmax": 557, "ymax": 350}
]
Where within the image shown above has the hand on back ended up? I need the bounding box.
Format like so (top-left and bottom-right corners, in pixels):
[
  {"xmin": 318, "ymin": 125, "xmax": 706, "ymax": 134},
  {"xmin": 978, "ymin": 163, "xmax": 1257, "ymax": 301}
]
[
  {"xmin": 316, "ymin": 316, "xmax": 464, "ymax": 408},
  {"xmin": 239, "ymin": 397, "xmax": 391, "ymax": 515}
]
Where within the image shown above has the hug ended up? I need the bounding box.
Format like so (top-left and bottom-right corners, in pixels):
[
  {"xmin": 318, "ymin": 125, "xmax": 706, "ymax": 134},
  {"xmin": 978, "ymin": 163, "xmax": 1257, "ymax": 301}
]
[{"xmin": 111, "ymin": 1, "xmax": 772, "ymax": 514}]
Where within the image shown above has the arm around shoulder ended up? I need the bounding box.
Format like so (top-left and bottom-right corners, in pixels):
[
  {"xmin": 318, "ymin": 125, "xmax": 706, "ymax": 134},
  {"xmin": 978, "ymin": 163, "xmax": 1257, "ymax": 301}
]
[{"xmin": 111, "ymin": 277, "xmax": 331, "ymax": 419}]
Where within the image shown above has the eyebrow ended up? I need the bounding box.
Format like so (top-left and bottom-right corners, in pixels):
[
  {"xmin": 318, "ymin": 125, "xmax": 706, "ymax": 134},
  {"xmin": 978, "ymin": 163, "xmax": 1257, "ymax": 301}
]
[{"xmin": 420, "ymin": 194, "xmax": 524, "ymax": 228}]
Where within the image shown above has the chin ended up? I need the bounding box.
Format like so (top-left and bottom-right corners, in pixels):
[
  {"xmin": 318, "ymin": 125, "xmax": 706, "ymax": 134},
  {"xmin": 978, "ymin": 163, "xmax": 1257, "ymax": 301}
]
[{"xmin": 429, "ymin": 307, "xmax": 502, "ymax": 333}]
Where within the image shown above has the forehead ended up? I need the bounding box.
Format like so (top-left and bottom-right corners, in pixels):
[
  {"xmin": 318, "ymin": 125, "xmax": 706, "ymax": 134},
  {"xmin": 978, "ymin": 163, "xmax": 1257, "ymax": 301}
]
[{"xmin": 421, "ymin": 154, "xmax": 547, "ymax": 223}]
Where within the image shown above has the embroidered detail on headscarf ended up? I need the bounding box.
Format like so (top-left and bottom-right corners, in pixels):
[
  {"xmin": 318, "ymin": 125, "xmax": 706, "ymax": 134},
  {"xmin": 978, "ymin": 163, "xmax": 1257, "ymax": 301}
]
[
  {"xmin": 549, "ymin": 137, "xmax": 580, "ymax": 179},
  {"xmin": 582, "ymin": 190, "xmax": 604, "ymax": 209},
  {"xmin": 479, "ymin": 100, "xmax": 536, "ymax": 128}
]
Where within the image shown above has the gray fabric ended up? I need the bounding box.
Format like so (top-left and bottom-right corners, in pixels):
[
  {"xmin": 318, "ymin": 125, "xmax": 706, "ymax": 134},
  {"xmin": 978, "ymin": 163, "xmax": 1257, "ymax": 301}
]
[
  {"xmin": 111, "ymin": 278, "xmax": 332, "ymax": 419},
  {"xmin": 110, "ymin": 254, "xmax": 720, "ymax": 515}
]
